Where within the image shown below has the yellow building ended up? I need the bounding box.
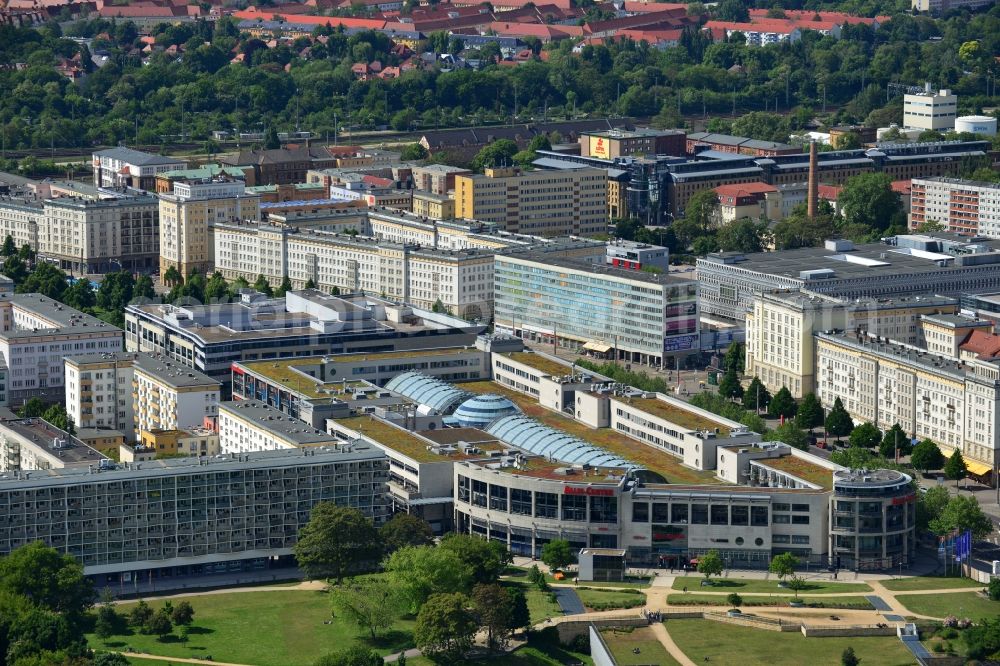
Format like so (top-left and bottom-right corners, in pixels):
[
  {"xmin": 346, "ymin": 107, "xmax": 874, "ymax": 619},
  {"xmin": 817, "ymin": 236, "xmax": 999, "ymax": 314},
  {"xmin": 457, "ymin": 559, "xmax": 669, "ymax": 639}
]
[
  {"xmin": 412, "ymin": 191, "xmax": 456, "ymax": 221},
  {"xmin": 138, "ymin": 428, "xmax": 220, "ymax": 458},
  {"xmin": 158, "ymin": 179, "xmax": 260, "ymax": 279},
  {"xmin": 454, "ymin": 166, "xmax": 607, "ymax": 237}
]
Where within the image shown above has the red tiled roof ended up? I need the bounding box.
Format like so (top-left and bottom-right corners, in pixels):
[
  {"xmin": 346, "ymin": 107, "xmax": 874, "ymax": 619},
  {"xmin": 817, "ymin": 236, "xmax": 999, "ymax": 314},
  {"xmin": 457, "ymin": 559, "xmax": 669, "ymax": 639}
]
[
  {"xmin": 891, "ymin": 179, "xmax": 912, "ymax": 195},
  {"xmin": 231, "ymin": 8, "xmax": 386, "ymax": 29},
  {"xmin": 622, "ymin": 1, "xmax": 688, "ymax": 13},
  {"xmin": 960, "ymin": 329, "xmax": 1000, "ymax": 359},
  {"xmin": 99, "ymin": 5, "xmax": 178, "ymax": 17},
  {"xmin": 714, "ymin": 182, "xmax": 777, "ymax": 198},
  {"xmin": 747, "ymin": 8, "xmax": 880, "ymax": 26},
  {"xmin": 818, "ymin": 184, "xmax": 842, "ymax": 200}
]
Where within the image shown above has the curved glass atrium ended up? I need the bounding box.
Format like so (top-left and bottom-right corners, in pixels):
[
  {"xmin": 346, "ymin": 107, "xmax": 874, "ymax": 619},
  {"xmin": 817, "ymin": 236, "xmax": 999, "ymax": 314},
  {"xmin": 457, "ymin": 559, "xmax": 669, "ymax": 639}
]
[
  {"xmin": 486, "ymin": 414, "xmax": 635, "ymax": 469},
  {"xmin": 384, "ymin": 371, "xmax": 472, "ymax": 413},
  {"xmin": 452, "ymin": 394, "xmax": 521, "ymax": 429}
]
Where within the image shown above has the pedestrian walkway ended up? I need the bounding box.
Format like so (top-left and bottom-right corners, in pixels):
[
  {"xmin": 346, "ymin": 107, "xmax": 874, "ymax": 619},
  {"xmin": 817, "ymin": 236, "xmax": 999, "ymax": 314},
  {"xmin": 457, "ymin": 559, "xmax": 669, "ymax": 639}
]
[
  {"xmin": 649, "ymin": 622, "xmax": 696, "ymax": 666},
  {"xmin": 122, "ymin": 653, "xmax": 251, "ymax": 666},
  {"xmin": 866, "ymin": 595, "xmax": 893, "ymax": 612}
]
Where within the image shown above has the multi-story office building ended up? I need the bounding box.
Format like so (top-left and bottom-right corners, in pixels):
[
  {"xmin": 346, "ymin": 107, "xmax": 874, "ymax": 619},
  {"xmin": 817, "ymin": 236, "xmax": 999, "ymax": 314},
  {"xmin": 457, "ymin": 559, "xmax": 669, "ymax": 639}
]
[
  {"xmin": 0, "ymin": 294, "xmax": 123, "ymax": 405},
  {"xmin": 910, "ymin": 177, "xmax": 1000, "ymax": 238},
  {"xmin": 745, "ymin": 290, "xmax": 958, "ymax": 397},
  {"xmin": 138, "ymin": 427, "xmax": 219, "ymax": 458},
  {"xmin": 64, "ymin": 351, "xmax": 220, "ymax": 442},
  {"xmin": 125, "ymin": 290, "xmax": 486, "ymax": 382},
  {"xmin": 816, "ymin": 329, "xmax": 1000, "ymax": 477},
  {"xmin": 605, "ymin": 240, "xmax": 670, "ymax": 272},
  {"xmin": 92, "ymin": 147, "xmax": 185, "ymax": 191},
  {"xmin": 580, "ymin": 129, "xmax": 686, "ymax": 159},
  {"xmin": 903, "ymin": 87, "xmax": 958, "ymax": 131},
  {"xmin": 494, "ymin": 249, "xmax": 699, "ymax": 368},
  {"xmin": 829, "ymin": 469, "xmax": 916, "ymax": 570},
  {"xmin": 454, "ymin": 166, "xmax": 608, "ymax": 237},
  {"xmin": 213, "ymin": 222, "xmax": 495, "ymax": 319},
  {"xmin": 411, "ymin": 192, "xmax": 456, "ymax": 221},
  {"xmin": 0, "ymin": 445, "xmax": 389, "ymax": 585},
  {"xmin": 154, "ymin": 165, "xmax": 248, "ymax": 194},
  {"xmin": 698, "ymin": 234, "xmax": 1000, "ymax": 322},
  {"xmin": 221, "ymin": 146, "xmax": 341, "ymax": 186},
  {"xmin": 158, "ymin": 178, "xmax": 260, "ymax": 279},
  {"xmin": 411, "ymin": 164, "xmax": 472, "ymax": 195}
]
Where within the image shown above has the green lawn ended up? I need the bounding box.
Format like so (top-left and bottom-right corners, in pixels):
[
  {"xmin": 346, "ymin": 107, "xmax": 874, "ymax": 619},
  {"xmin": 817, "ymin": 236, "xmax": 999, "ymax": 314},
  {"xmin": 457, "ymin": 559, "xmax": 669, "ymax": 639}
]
[
  {"xmin": 895, "ymin": 591, "xmax": 1000, "ymax": 621},
  {"xmin": 88, "ymin": 590, "xmax": 416, "ymax": 666},
  {"xmin": 666, "ymin": 618, "xmax": 918, "ymax": 666},
  {"xmin": 601, "ymin": 626, "xmax": 680, "ymax": 666},
  {"xmin": 405, "ymin": 632, "xmax": 593, "ymax": 666},
  {"xmin": 505, "ymin": 566, "xmax": 652, "ymax": 589},
  {"xmin": 124, "ymin": 659, "xmax": 168, "ymax": 666},
  {"xmin": 670, "ymin": 576, "xmax": 871, "ymax": 595},
  {"xmin": 666, "ymin": 593, "xmax": 874, "ymax": 609},
  {"xmin": 503, "ymin": 582, "xmax": 564, "ymax": 624},
  {"xmin": 575, "ymin": 587, "xmax": 646, "ymax": 611},
  {"xmin": 881, "ymin": 575, "xmax": 985, "ymax": 592}
]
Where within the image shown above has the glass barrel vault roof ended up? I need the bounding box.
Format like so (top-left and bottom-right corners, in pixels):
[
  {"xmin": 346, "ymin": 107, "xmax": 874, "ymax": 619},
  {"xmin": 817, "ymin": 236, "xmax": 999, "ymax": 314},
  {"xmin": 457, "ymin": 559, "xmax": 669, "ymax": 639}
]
[
  {"xmin": 486, "ymin": 414, "xmax": 635, "ymax": 468},
  {"xmin": 384, "ymin": 371, "xmax": 472, "ymax": 413}
]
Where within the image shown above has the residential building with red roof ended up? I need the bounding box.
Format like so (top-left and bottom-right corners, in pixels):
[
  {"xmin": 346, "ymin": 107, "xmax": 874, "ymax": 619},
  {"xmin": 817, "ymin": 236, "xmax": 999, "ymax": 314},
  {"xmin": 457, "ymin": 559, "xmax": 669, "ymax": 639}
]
[{"xmin": 714, "ymin": 182, "xmax": 779, "ymax": 221}]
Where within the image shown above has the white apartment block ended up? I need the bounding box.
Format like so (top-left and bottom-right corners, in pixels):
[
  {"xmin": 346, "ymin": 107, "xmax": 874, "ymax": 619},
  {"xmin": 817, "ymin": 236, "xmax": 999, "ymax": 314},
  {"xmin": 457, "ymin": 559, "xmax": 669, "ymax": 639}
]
[
  {"xmin": 745, "ymin": 290, "xmax": 958, "ymax": 398},
  {"xmin": 219, "ymin": 400, "xmax": 339, "ymax": 454},
  {"xmin": 64, "ymin": 352, "xmax": 220, "ymax": 443},
  {"xmin": 0, "ymin": 195, "xmax": 160, "ymax": 273},
  {"xmin": 214, "ymin": 222, "xmax": 495, "ymax": 319},
  {"xmin": 0, "ymin": 295, "xmax": 123, "ymax": 406},
  {"xmin": 903, "ymin": 88, "xmax": 958, "ymax": 131},
  {"xmin": 158, "ymin": 179, "xmax": 260, "ymax": 279},
  {"xmin": 911, "ymin": 177, "xmax": 1000, "ymax": 238},
  {"xmin": 816, "ymin": 331, "xmax": 1000, "ymax": 474},
  {"xmin": 912, "ymin": 0, "xmax": 992, "ymax": 12}
]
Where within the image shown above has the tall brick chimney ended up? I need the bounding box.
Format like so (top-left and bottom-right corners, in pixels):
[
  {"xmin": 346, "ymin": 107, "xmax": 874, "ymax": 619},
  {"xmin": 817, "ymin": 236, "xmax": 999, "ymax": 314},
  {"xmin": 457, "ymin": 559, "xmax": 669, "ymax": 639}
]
[{"xmin": 807, "ymin": 140, "xmax": 818, "ymax": 218}]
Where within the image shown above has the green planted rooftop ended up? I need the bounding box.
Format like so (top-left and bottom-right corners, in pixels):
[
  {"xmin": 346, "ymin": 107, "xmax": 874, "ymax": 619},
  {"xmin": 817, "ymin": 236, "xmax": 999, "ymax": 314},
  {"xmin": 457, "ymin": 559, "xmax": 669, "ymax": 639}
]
[
  {"xmin": 240, "ymin": 359, "xmax": 368, "ymax": 400},
  {"xmin": 333, "ymin": 416, "xmax": 499, "ymax": 463},
  {"xmin": 756, "ymin": 455, "xmax": 834, "ymax": 490},
  {"xmin": 503, "ymin": 352, "xmax": 575, "ymax": 377},
  {"xmin": 624, "ymin": 396, "xmax": 732, "ymax": 435}
]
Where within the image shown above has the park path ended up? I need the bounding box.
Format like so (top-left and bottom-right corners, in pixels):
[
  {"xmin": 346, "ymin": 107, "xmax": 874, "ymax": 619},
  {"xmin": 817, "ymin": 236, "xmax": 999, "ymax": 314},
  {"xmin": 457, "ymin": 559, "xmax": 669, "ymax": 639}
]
[
  {"xmin": 112, "ymin": 580, "xmax": 327, "ymax": 604},
  {"xmin": 122, "ymin": 652, "xmax": 252, "ymax": 666},
  {"xmin": 649, "ymin": 622, "xmax": 697, "ymax": 666}
]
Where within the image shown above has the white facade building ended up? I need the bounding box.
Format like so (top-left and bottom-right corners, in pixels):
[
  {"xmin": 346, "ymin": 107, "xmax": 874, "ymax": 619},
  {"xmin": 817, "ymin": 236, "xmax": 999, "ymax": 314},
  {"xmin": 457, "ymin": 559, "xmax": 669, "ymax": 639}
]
[
  {"xmin": 92, "ymin": 147, "xmax": 185, "ymax": 190},
  {"xmin": 910, "ymin": 177, "xmax": 1000, "ymax": 238},
  {"xmin": 903, "ymin": 87, "xmax": 958, "ymax": 131}
]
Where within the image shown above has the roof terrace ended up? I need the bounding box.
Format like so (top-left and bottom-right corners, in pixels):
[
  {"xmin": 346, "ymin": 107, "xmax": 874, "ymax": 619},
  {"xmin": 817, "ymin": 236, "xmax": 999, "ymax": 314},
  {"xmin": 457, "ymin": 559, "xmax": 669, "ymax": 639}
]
[
  {"xmin": 756, "ymin": 455, "xmax": 835, "ymax": 490},
  {"xmin": 503, "ymin": 351, "xmax": 575, "ymax": 377},
  {"xmin": 623, "ymin": 396, "xmax": 733, "ymax": 436}
]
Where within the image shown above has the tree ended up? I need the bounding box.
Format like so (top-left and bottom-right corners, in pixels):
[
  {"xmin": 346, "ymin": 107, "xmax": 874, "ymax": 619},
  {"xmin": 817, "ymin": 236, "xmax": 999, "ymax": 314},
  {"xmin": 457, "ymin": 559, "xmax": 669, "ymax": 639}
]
[
  {"xmin": 400, "ymin": 143, "xmax": 428, "ymax": 161},
  {"xmin": 439, "ymin": 534, "xmax": 510, "ymax": 584},
  {"xmin": 264, "ymin": 126, "xmax": 280, "ymax": 149},
  {"xmin": 540, "ymin": 539, "xmax": 574, "ymax": 572},
  {"xmin": 676, "ymin": 189, "xmax": 720, "ymax": 248},
  {"xmin": 380, "ymin": 513, "xmax": 434, "ymax": 554},
  {"xmin": 471, "ymin": 139, "xmax": 518, "ymax": 172},
  {"xmin": 128, "ymin": 600, "xmax": 154, "ymax": 628},
  {"xmin": 133, "ymin": 274, "xmax": 155, "ymax": 301},
  {"xmin": 16, "ymin": 262, "xmax": 67, "ymax": 300},
  {"xmin": 304, "ymin": 278, "xmax": 317, "ymax": 290},
  {"xmin": 773, "ymin": 422, "xmax": 809, "ymax": 451},
  {"xmin": 715, "ymin": 0, "xmax": 749, "ymax": 21},
  {"xmin": 506, "ymin": 587, "xmax": 530, "ymax": 633},
  {"xmin": 294, "ymin": 503, "xmax": 382, "ymax": 582},
  {"xmin": 162, "ymin": 265, "xmax": 183, "ymax": 288},
  {"xmin": 63, "ymin": 279, "xmax": 95, "ymax": 312},
  {"xmin": 988, "ymin": 577, "xmax": 1000, "ymax": 601},
  {"xmin": 769, "ymin": 552, "xmax": 797, "ymax": 581},
  {"xmin": 41, "ymin": 403, "xmax": 74, "ymax": 435},
  {"xmin": 964, "ymin": 616, "xmax": 1000, "ymax": 661},
  {"xmin": 414, "ymin": 592, "xmax": 477, "ymax": 662},
  {"xmin": 204, "ymin": 272, "xmax": 229, "ymax": 302},
  {"xmin": 769, "ymin": 387, "xmax": 797, "ymax": 419},
  {"xmin": 849, "ymin": 423, "xmax": 881, "ymax": 450},
  {"xmin": 314, "ymin": 646, "xmax": 384, "ymax": 666},
  {"xmin": 330, "ymin": 577, "xmax": 402, "ymax": 640},
  {"xmin": 276, "ymin": 274, "xmax": 293, "ymax": 297},
  {"xmin": 796, "ymin": 393, "xmax": 824, "ymax": 430},
  {"xmin": 786, "ymin": 574, "xmax": 808, "ymax": 599},
  {"xmin": 0, "ymin": 541, "xmax": 94, "ymax": 616},
  {"xmin": 718, "ymin": 368, "xmax": 744, "ymax": 401},
  {"xmin": 94, "ymin": 613, "xmax": 115, "ymax": 641},
  {"xmin": 841, "ymin": 646, "xmax": 860, "ymax": 666},
  {"xmin": 2, "ymin": 254, "xmax": 28, "ymax": 283},
  {"xmin": 697, "ymin": 549, "xmax": 724, "ymax": 583},
  {"xmin": 930, "ymin": 495, "xmax": 993, "ymax": 541},
  {"xmin": 825, "ymin": 397, "xmax": 853, "ymax": 442},
  {"xmin": 878, "ymin": 424, "xmax": 909, "ymax": 459},
  {"xmin": 18, "ymin": 397, "xmax": 46, "ymax": 418},
  {"xmin": 837, "ymin": 132, "xmax": 863, "ymax": 150},
  {"xmin": 146, "ymin": 608, "xmax": 172, "ymax": 638},
  {"xmin": 943, "ymin": 450, "xmax": 968, "ymax": 490},
  {"xmin": 716, "ymin": 218, "xmax": 768, "ymax": 253},
  {"xmin": 911, "ymin": 439, "xmax": 945, "ymax": 474},
  {"xmin": 727, "ymin": 592, "xmax": 743, "ymax": 612},
  {"xmin": 1, "ymin": 235, "xmax": 16, "ymax": 257},
  {"xmin": 254, "ymin": 274, "xmax": 274, "ymax": 297},
  {"xmin": 472, "ymin": 583, "xmax": 515, "ymax": 651},
  {"xmin": 916, "ymin": 486, "xmax": 950, "ymax": 532},
  {"xmin": 94, "ymin": 653, "xmax": 131, "ymax": 666},
  {"xmin": 383, "ymin": 545, "xmax": 474, "ymax": 614},
  {"xmin": 722, "ymin": 342, "xmax": 745, "ymax": 374},
  {"xmin": 742, "ymin": 377, "xmax": 770, "ymax": 413},
  {"xmin": 838, "ymin": 173, "xmax": 903, "ymax": 234},
  {"xmin": 170, "ymin": 600, "xmax": 194, "ymax": 626}
]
